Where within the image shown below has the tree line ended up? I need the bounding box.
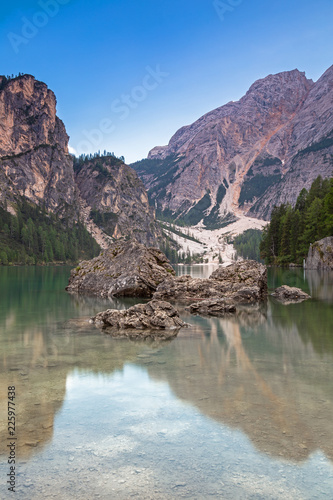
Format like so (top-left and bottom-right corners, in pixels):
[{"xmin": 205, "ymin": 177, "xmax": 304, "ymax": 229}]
[
  {"xmin": 160, "ymin": 237, "xmax": 204, "ymax": 264},
  {"xmin": 73, "ymin": 151, "xmax": 125, "ymax": 173},
  {"xmin": 260, "ymin": 176, "xmax": 333, "ymax": 265},
  {"xmin": 233, "ymin": 229, "xmax": 263, "ymax": 261},
  {"xmin": 0, "ymin": 73, "xmax": 26, "ymax": 91},
  {"xmin": 0, "ymin": 198, "xmax": 100, "ymax": 265}
]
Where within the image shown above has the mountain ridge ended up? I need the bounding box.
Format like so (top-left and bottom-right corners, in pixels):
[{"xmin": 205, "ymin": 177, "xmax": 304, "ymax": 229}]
[{"xmin": 133, "ymin": 66, "xmax": 333, "ymax": 224}]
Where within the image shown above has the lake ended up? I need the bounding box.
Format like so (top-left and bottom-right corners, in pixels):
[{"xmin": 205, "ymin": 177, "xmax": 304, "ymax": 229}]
[{"xmin": 0, "ymin": 265, "xmax": 333, "ymax": 499}]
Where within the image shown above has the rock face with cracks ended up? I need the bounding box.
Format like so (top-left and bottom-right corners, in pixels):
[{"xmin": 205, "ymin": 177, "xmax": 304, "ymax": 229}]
[
  {"xmin": 306, "ymin": 237, "xmax": 333, "ymax": 271},
  {"xmin": 66, "ymin": 240, "xmax": 175, "ymax": 297}
]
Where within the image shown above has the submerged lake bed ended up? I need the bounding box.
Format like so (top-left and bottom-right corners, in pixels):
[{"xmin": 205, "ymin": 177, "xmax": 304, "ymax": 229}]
[{"xmin": 0, "ymin": 265, "xmax": 333, "ymax": 499}]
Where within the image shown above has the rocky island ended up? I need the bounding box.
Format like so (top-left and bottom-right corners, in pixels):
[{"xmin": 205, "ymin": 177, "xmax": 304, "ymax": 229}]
[
  {"xmin": 153, "ymin": 260, "xmax": 267, "ymax": 305},
  {"xmin": 271, "ymin": 285, "xmax": 311, "ymax": 304},
  {"xmin": 91, "ymin": 300, "xmax": 187, "ymax": 338},
  {"xmin": 66, "ymin": 239, "xmax": 175, "ymax": 297},
  {"xmin": 67, "ymin": 242, "xmax": 269, "ymax": 331}
]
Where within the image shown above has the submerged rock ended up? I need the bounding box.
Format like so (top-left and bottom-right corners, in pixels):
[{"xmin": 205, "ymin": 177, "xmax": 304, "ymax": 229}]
[
  {"xmin": 66, "ymin": 240, "xmax": 175, "ymax": 297},
  {"xmin": 153, "ymin": 260, "xmax": 267, "ymax": 304},
  {"xmin": 306, "ymin": 237, "xmax": 333, "ymax": 271},
  {"xmin": 186, "ymin": 299, "xmax": 236, "ymax": 316},
  {"xmin": 271, "ymin": 285, "xmax": 311, "ymax": 303},
  {"xmin": 91, "ymin": 300, "xmax": 187, "ymax": 333}
]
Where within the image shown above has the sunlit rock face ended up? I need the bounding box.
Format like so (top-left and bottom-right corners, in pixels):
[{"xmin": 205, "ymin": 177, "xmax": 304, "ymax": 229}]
[
  {"xmin": 0, "ymin": 75, "xmax": 76, "ymax": 216},
  {"xmin": 133, "ymin": 66, "xmax": 333, "ymax": 224}
]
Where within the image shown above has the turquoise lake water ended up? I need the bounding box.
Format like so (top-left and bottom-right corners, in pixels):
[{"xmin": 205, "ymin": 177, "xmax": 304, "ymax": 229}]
[{"xmin": 0, "ymin": 265, "xmax": 333, "ymax": 499}]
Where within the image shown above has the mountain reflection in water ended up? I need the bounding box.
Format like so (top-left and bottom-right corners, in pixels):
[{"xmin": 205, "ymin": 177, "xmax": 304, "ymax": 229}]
[{"xmin": 0, "ymin": 265, "xmax": 333, "ymax": 499}]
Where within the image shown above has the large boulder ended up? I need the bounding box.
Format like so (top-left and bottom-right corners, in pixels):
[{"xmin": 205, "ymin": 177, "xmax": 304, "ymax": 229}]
[
  {"xmin": 153, "ymin": 260, "xmax": 267, "ymax": 304},
  {"xmin": 66, "ymin": 240, "xmax": 175, "ymax": 297},
  {"xmin": 306, "ymin": 237, "xmax": 333, "ymax": 270},
  {"xmin": 91, "ymin": 300, "xmax": 187, "ymax": 336},
  {"xmin": 271, "ymin": 285, "xmax": 311, "ymax": 303},
  {"xmin": 210, "ymin": 260, "xmax": 267, "ymax": 299}
]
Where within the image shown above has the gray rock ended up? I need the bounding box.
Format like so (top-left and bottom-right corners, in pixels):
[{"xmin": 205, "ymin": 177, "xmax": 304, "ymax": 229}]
[
  {"xmin": 210, "ymin": 260, "xmax": 267, "ymax": 299},
  {"xmin": 186, "ymin": 299, "xmax": 236, "ymax": 316},
  {"xmin": 153, "ymin": 260, "xmax": 267, "ymax": 304},
  {"xmin": 306, "ymin": 237, "xmax": 333, "ymax": 270},
  {"xmin": 271, "ymin": 285, "xmax": 311, "ymax": 303},
  {"xmin": 91, "ymin": 300, "xmax": 187, "ymax": 336},
  {"xmin": 66, "ymin": 240, "xmax": 175, "ymax": 297}
]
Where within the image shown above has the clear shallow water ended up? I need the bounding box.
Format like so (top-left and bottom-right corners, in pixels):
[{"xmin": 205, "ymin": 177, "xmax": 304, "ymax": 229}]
[{"xmin": 0, "ymin": 265, "xmax": 333, "ymax": 499}]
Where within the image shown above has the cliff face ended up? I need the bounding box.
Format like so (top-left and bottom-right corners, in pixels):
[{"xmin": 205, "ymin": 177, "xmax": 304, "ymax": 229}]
[
  {"xmin": 74, "ymin": 157, "xmax": 161, "ymax": 246},
  {"xmin": 248, "ymin": 65, "xmax": 333, "ymax": 218},
  {"xmin": 0, "ymin": 74, "xmax": 161, "ymax": 248},
  {"xmin": 306, "ymin": 237, "xmax": 333, "ymax": 270},
  {"xmin": 133, "ymin": 66, "xmax": 333, "ymax": 224},
  {"xmin": 0, "ymin": 74, "xmax": 76, "ymax": 215}
]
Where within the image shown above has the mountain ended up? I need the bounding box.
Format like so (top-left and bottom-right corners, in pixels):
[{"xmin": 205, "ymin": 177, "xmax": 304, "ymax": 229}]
[
  {"xmin": 0, "ymin": 74, "xmax": 76, "ymax": 216},
  {"xmin": 0, "ymin": 74, "xmax": 161, "ymax": 253},
  {"xmin": 74, "ymin": 155, "xmax": 161, "ymax": 246},
  {"xmin": 132, "ymin": 66, "xmax": 333, "ymax": 225}
]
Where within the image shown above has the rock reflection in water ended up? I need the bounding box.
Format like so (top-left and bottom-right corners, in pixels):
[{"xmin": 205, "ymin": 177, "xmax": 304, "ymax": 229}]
[{"xmin": 306, "ymin": 269, "xmax": 333, "ymax": 303}]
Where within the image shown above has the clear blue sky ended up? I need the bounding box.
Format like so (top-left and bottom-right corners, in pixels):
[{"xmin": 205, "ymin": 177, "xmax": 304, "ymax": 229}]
[{"xmin": 1, "ymin": 0, "xmax": 332, "ymax": 163}]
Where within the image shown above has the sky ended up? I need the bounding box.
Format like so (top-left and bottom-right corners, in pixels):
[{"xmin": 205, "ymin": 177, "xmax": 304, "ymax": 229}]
[{"xmin": 0, "ymin": 0, "xmax": 332, "ymax": 163}]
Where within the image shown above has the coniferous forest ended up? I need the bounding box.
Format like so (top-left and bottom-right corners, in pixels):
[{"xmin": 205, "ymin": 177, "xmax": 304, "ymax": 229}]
[
  {"xmin": 260, "ymin": 176, "xmax": 333, "ymax": 265},
  {"xmin": 0, "ymin": 198, "xmax": 100, "ymax": 265},
  {"xmin": 233, "ymin": 229, "xmax": 263, "ymax": 261}
]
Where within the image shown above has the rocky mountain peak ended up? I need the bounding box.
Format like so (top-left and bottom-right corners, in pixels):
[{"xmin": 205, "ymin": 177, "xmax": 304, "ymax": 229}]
[
  {"xmin": 0, "ymin": 74, "xmax": 74, "ymax": 214},
  {"xmin": 134, "ymin": 65, "xmax": 333, "ymax": 225},
  {"xmin": 240, "ymin": 69, "xmax": 314, "ymax": 115},
  {"xmin": 0, "ymin": 74, "xmax": 68, "ymax": 156},
  {"xmin": 148, "ymin": 69, "xmax": 313, "ymax": 163}
]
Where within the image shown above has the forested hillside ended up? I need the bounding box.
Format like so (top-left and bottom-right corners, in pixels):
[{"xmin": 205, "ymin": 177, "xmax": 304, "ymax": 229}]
[
  {"xmin": 0, "ymin": 199, "xmax": 100, "ymax": 265},
  {"xmin": 260, "ymin": 176, "xmax": 333, "ymax": 264},
  {"xmin": 233, "ymin": 229, "xmax": 262, "ymax": 261}
]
